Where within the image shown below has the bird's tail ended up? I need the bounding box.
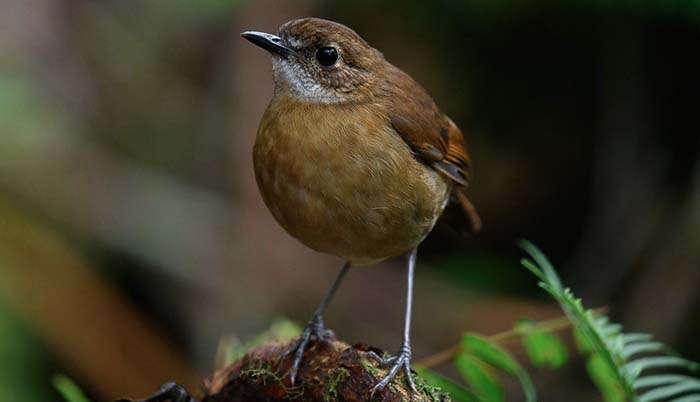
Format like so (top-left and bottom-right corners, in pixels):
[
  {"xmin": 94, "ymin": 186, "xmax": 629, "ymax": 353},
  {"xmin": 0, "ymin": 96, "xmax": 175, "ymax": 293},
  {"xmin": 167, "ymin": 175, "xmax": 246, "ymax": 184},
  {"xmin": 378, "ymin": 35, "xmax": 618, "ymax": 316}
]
[{"xmin": 454, "ymin": 186, "xmax": 482, "ymax": 234}]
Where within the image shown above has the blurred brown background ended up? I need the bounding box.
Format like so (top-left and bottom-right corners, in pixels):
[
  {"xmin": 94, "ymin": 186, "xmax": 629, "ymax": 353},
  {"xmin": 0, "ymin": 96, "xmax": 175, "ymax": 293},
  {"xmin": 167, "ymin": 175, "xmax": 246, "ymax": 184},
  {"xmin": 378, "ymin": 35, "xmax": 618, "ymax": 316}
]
[{"xmin": 0, "ymin": 1, "xmax": 698, "ymax": 401}]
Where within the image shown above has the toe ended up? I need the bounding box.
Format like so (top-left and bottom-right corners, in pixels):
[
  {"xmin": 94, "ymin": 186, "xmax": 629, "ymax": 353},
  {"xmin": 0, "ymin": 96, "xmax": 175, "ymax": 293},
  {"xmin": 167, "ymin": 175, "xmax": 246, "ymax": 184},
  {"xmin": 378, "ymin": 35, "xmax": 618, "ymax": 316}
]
[
  {"xmin": 370, "ymin": 354, "xmax": 408, "ymax": 397},
  {"xmin": 369, "ymin": 349, "xmax": 419, "ymax": 398},
  {"xmin": 288, "ymin": 333, "xmax": 312, "ymax": 384},
  {"xmin": 370, "ymin": 375, "xmax": 392, "ymax": 397},
  {"xmin": 367, "ymin": 350, "xmax": 398, "ymax": 367},
  {"xmin": 403, "ymin": 363, "xmax": 418, "ymax": 394},
  {"xmin": 381, "ymin": 355, "xmax": 398, "ymax": 366}
]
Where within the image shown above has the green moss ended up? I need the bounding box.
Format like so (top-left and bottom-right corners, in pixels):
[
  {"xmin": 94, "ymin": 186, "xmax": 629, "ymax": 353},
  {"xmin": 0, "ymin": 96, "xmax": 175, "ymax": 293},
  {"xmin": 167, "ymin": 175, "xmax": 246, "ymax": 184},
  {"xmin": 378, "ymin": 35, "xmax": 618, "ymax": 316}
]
[
  {"xmin": 239, "ymin": 364, "xmax": 304, "ymax": 399},
  {"xmin": 239, "ymin": 364, "xmax": 283, "ymax": 389},
  {"xmin": 237, "ymin": 352, "xmax": 450, "ymax": 401},
  {"xmin": 359, "ymin": 356, "xmax": 383, "ymax": 378},
  {"xmin": 414, "ymin": 373, "xmax": 452, "ymax": 402},
  {"xmin": 360, "ymin": 357, "xmax": 443, "ymax": 400},
  {"xmin": 240, "ymin": 366, "xmax": 276, "ymax": 385},
  {"xmin": 323, "ymin": 367, "xmax": 349, "ymax": 402}
]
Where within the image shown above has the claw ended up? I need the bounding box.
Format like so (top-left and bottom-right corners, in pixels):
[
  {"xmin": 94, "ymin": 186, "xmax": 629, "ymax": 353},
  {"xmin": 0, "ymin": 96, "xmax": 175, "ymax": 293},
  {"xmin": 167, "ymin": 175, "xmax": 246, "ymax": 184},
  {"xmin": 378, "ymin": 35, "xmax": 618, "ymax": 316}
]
[
  {"xmin": 369, "ymin": 345, "xmax": 416, "ymax": 397},
  {"xmin": 116, "ymin": 382, "xmax": 195, "ymax": 402},
  {"xmin": 287, "ymin": 314, "xmax": 334, "ymax": 385}
]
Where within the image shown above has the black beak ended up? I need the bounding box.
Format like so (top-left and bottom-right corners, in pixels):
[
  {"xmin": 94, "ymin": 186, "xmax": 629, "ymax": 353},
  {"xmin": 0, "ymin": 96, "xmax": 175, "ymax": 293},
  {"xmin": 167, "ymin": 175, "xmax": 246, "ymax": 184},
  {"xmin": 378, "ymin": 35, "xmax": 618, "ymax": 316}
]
[{"xmin": 241, "ymin": 31, "xmax": 296, "ymax": 57}]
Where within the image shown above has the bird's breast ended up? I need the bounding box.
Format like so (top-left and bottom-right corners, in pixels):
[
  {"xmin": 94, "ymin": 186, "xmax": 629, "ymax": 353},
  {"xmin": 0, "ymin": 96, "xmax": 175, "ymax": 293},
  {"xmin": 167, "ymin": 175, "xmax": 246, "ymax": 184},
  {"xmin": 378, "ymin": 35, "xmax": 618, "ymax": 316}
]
[{"xmin": 253, "ymin": 95, "xmax": 450, "ymax": 265}]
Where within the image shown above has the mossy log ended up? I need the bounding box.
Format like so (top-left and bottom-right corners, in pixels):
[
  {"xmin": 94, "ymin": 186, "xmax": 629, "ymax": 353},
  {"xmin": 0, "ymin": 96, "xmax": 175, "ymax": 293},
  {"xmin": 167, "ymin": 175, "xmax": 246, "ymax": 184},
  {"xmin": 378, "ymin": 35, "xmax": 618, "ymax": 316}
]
[
  {"xmin": 119, "ymin": 337, "xmax": 451, "ymax": 402},
  {"xmin": 201, "ymin": 337, "xmax": 448, "ymax": 402},
  {"xmin": 201, "ymin": 340, "xmax": 450, "ymax": 402}
]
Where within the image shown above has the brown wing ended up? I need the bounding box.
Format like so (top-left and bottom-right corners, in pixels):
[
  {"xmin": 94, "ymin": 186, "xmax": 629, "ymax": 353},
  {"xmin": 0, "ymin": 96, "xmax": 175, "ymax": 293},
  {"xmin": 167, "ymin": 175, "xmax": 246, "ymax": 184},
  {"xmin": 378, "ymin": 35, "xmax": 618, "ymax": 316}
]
[{"xmin": 384, "ymin": 65, "xmax": 482, "ymax": 233}]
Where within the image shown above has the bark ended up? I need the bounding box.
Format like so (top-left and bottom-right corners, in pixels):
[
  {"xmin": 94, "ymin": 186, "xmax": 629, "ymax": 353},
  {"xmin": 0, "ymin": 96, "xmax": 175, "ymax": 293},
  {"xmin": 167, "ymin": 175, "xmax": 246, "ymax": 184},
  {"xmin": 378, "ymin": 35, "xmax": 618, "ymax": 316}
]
[{"xmin": 199, "ymin": 338, "xmax": 449, "ymax": 402}]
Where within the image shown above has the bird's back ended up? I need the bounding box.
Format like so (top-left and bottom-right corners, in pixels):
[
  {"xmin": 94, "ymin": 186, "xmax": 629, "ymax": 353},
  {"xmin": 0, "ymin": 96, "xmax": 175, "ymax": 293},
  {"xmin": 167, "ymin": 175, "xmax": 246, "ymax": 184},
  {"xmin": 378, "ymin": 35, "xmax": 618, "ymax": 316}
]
[{"xmin": 379, "ymin": 62, "xmax": 482, "ymax": 233}]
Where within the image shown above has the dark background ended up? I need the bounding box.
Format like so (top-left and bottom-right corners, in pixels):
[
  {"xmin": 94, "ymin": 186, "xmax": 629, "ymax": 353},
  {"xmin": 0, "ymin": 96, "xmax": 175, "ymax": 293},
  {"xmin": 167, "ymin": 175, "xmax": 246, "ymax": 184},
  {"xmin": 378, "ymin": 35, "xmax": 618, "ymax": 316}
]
[{"xmin": 0, "ymin": 1, "xmax": 698, "ymax": 401}]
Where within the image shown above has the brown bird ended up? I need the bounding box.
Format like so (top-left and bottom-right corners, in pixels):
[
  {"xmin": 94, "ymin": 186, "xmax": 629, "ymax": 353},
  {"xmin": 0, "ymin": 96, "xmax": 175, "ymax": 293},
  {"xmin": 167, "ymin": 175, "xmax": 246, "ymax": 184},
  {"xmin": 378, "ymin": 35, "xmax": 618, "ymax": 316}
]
[{"xmin": 242, "ymin": 17, "xmax": 481, "ymax": 394}]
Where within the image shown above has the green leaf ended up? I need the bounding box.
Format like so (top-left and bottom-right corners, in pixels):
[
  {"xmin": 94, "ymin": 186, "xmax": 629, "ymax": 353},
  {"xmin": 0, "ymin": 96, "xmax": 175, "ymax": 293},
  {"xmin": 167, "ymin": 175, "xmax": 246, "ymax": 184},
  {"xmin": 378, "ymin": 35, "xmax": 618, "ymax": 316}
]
[
  {"xmin": 622, "ymin": 342, "xmax": 666, "ymax": 359},
  {"xmin": 52, "ymin": 375, "xmax": 92, "ymax": 402},
  {"xmin": 638, "ymin": 379, "xmax": 700, "ymax": 402},
  {"xmin": 623, "ymin": 333, "xmax": 653, "ymax": 344},
  {"xmin": 460, "ymin": 333, "xmax": 536, "ymax": 402},
  {"xmin": 635, "ymin": 374, "xmax": 699, "ymax": 389},
  {"xmin": 415, "ymin": 366, "xmax": 479, "ymax": 402},
  {"xmin": 601, "ymin": 323, "xmax": 623, "ymax": 337},
  {"xmin": 573, "ymin": 327, "xmax": 594, "ymax": 354},
  {"xmin": 518, "ymin": 240, "xmax": 700, "ymax": 402},
  {"xmin": 454, "ymin": 354, "xmax": 504, "ymax": 402},
  {"xmin": 668, "ymin": 395, "xmax": 700, "ymax": 402},
  {"xmin": 518, "ymin": 322, "xmax": 568, "ymax": 369},
  {"xmin": 626, "ymin": 357, "xmax": 699, "ymax": 378},
  {"xmin": 519, "ymin": 258, "xmax": 547, "ymax": 282},
  {"xmin": 517, "ymin": 240, "xmax": 561, "ymax": 289},
  {"xmin": 586, "ymin": 354, "xmax": 626, "ymax": 402}
]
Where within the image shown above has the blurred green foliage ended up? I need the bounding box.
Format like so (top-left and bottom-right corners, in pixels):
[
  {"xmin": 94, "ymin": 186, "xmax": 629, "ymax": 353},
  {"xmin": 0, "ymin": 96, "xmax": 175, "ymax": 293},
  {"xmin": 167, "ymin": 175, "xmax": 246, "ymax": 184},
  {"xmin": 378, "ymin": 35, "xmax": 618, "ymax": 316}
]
[
  {"xmin": 0, "ymin": 302, "xmax": 52, "ymax": 402},
  {"xmin": 517, "ymin": 320, "xmax": 568, "ymax": 369},
  {"xmin": 0, "ymin": 73, "xmax": 60, "ymax": 152},
  {"xmin": 417, "ymin": 243, "xmax": 700, "ymax": 401},
  {"xmin": 459, "ymin": 333, "xmax": 536, "ymax": 402},
  {"xmin": 454, "ymin": 354, "xmax": 505, "ymax": 402},
  {"xmin": 53, "ymin": 375, "xmax": 93, "ymax": 402},
  {"xmin": 520, "ymin": 241, "xmax": 700, "ymax": 402},
  {"xmin": 586, "ymin": 354, "xmax": 626, "ymax": 402},
  {"xmin": 218, "ymin": 318, "xmax": 301, "ymax": 368}
]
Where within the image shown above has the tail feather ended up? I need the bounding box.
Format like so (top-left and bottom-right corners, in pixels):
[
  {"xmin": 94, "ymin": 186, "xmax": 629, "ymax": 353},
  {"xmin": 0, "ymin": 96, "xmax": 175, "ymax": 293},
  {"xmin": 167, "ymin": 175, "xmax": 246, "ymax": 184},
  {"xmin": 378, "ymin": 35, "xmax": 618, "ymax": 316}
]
[{"xmin": 454, "ymin": 187, "xmax": 482, "ymax": 234}]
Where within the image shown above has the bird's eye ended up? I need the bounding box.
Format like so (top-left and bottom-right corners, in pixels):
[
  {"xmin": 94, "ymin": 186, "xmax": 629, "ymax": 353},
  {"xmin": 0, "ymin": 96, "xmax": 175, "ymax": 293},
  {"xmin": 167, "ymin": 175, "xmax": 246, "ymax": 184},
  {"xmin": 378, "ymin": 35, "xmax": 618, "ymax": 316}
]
[{"xmin": 315, "ymin": 46, "xmax": 339, "ymax": 67}]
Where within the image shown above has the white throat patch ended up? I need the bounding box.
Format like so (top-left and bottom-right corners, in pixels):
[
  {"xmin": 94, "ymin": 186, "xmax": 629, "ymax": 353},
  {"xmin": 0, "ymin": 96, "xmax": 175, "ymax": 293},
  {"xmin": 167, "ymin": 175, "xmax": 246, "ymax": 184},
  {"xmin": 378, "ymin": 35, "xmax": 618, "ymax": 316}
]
[{"xmin": 271, "ymin": 57, "xmax": 346, "ymax": 104}]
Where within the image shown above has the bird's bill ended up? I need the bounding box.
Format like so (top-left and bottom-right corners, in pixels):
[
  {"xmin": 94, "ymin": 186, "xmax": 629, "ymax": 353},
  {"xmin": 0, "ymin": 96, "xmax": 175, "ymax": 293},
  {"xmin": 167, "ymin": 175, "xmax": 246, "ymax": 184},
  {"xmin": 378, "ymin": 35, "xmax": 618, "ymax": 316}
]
[{"xmin": 241, "ymin": 31, "xmax": 296, "ymax": 57}]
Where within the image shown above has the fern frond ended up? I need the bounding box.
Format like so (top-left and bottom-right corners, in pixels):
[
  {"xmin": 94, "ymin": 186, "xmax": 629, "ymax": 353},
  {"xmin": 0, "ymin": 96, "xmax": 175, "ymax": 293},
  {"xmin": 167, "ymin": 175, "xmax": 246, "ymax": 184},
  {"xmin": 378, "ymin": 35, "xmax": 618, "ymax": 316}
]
[{"xmin": 519, "ymin": 240, "xmax": 700, "ymax": 402}]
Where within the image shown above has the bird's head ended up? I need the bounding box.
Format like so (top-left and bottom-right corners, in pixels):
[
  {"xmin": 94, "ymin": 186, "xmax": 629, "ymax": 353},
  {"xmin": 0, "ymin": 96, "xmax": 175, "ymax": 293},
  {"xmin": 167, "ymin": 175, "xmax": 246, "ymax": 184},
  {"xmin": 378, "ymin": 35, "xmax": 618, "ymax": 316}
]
[{"xmin": 242, "ymin": 18, "xmax": 385, "ymax": 103}]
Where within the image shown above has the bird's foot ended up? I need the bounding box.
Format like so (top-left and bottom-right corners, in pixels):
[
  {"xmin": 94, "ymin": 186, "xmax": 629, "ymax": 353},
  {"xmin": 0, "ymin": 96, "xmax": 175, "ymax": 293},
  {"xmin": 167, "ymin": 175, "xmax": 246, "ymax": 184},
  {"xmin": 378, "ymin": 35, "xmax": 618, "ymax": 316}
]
[
  {"xmin": 370, "ymin": 344, "xmax": 417, "ymax": 396},
  {"xmin": 115, "ymin": 382, "xmax": 195, "ymax": 402},
  {"xmin": 286, "ymin": 314, "xmax": 335, "ymax": 385}
]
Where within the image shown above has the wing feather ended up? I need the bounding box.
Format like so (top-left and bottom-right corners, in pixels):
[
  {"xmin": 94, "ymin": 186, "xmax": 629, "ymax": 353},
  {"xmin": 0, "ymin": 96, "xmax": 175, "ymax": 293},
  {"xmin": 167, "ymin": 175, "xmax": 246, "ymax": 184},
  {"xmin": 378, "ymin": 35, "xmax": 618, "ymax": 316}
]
[{"xmin": 383, "ymin": 65, "xmax": 481, "ymax": 232}]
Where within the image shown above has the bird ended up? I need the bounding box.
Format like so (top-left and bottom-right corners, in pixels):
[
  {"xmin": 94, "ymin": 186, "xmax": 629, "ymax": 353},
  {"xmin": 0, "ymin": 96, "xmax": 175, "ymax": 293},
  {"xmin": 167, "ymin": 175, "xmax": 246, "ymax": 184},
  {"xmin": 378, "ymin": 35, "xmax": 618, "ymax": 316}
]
[{"xmin": 241, "ymin": 17, "xmax": 481, "ymax": 394}]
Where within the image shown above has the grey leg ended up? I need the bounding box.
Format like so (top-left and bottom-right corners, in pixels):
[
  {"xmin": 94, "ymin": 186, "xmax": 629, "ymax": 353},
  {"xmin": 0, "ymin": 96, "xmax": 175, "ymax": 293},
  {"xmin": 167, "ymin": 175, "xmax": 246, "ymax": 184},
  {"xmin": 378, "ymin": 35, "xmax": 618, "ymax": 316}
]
[
  {"xmin": 371, "ymin": 248, "xmax": 418, "ymax": 395},
  {"xmin": 289, "ymin": 261, "xmax": 350, "ymax": 385}
]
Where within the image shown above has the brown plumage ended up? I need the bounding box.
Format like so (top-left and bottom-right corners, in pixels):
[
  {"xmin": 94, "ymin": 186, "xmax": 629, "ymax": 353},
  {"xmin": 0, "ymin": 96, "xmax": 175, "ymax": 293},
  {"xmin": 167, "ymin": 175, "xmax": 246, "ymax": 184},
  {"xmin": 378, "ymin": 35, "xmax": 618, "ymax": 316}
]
[
  {"xmin": 241, "ymin": 17, "xmax": 481, "ymax": 393},
  {"xmin": 383, "ymin": 62, "xmax": 482, "ymax": 233},
  {"xmin": 255, "ymin": 93, "xmax": 452, "ymax": 265},
  {"xmin": 251, "ymin": 18, "xmax": 480, "ymax": 265}
]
